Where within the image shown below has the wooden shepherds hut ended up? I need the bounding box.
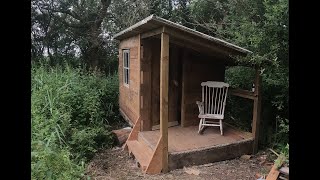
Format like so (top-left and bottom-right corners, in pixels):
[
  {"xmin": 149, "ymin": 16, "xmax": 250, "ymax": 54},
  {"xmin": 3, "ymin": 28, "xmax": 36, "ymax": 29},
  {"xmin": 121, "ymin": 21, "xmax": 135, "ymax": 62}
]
[{"xmin": 113, "ymin": 15, "xmax": 262, "ymax": 174}]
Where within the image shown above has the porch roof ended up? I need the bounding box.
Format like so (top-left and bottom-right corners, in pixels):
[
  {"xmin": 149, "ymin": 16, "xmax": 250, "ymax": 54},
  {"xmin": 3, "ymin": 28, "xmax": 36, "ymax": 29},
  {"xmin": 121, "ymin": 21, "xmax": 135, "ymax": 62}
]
[{"xmin": 113, "ymin": 14, "xmax": 252, "ymax": 57}]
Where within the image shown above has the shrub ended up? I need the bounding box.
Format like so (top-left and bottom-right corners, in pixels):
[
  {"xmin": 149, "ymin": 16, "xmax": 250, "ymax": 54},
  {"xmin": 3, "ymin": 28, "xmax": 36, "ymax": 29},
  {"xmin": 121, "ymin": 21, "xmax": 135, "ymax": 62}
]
[
  {"xmin": 32, "ymin": 62, "xmax": 119, "ymax": 179},
  {"xmin": 224, "ymin": 66, "xmax": 255, "ymax": 131}
]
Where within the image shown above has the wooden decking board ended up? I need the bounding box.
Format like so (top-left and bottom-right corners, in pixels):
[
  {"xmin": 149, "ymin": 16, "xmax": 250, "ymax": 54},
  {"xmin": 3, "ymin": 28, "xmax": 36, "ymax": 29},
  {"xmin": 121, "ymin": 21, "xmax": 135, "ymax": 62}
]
[
  {"xmin": 126, "ymin": 140, "xmax": 153, "ymax": 170},
  {"xmin": 138, "ymin": 132, "xmax": 156, "ymax": 150},
  {"xmin": 139, "ymin": 125, "xmax": 253, "ymax": 153},
  {"xmin": 127, "ymin": 125, "xmax": 254, "ymax": 172}
]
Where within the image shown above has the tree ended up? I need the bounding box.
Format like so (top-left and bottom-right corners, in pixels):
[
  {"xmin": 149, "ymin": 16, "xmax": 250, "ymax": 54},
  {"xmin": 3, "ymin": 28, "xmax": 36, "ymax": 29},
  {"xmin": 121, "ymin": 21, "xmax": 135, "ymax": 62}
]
[
  {"xmin": 31, "ymin": 0, "xmax": 113, "ymax": 69},
  {"xmin": 189, "ymin": 0, "xmax": 288, "ymax": 147}
]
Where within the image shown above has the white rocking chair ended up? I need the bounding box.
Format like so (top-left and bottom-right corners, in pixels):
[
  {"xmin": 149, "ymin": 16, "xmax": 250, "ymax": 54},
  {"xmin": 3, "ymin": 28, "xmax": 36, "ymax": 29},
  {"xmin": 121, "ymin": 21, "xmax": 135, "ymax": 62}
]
[{"xmin": 196, "ymin": 81, "xmax": 229, "ymax": 135}]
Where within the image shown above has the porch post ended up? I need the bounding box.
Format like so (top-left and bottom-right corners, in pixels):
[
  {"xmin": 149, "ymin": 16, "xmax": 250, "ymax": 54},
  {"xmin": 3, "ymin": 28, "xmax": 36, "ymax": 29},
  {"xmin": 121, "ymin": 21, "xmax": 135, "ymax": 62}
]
[
  {"xmin": 160, "ymin": 28, "xmax": 169, "ymax": 172},
  {"xmin": 252, "ymin": 67, "xmax": 262, "ymax": 154}
]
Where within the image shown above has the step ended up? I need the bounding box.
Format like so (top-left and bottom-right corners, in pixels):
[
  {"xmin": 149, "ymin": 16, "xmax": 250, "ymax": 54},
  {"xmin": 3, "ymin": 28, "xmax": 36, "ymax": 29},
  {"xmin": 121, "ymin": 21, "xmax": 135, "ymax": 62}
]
[
  {"xmin": 126, "ymin": 140, "xmax": 153, "ymax": 171},
  {"xmin": 138, "ymin": 132, "xmax": 156, "ymax": 151}
]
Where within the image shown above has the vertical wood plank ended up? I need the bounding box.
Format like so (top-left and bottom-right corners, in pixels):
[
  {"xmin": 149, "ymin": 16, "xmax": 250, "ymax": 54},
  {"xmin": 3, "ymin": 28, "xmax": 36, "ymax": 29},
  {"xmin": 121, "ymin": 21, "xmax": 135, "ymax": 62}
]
[
  {"xmin": 140, "ymin": 39, "xmax": 152, "ymax": 131},
  {"xmin": 205, "ymin": 86, "xmax": 208, "ymax": 114},
  {"xmin": 160, "ymin": 31, "xmax": 169, "ymax": 173},
  {"xmin": 202, "ymin": 86, "xmax": 204, "ymax": 103},
  {"xmin": 208, "ymin": 87, "xmax": 211, "ymax": 114},
  {"xmin": 222, "ymin": 87, "xmax": 228, "ymax": 115},
  {"xmin": 180, "ymin": 50, "xmax": 187, "ymax": 127},
  {"xmin": 217, "ymin": 88, "xmax": 221, "ymax": 114},
  {"xmin": 138, "ymin": 34, "xmax": 141, "ymax": 122},
  {"xmin": 252, "ymin": 68, "xmax": 262, "ymax": 154},
  {"xmin": 211, "ymin": 87, "xmax": 214, "ymax": 114},
  {"xmin": 220, "ymin": 88, "xmax": 225, "ymax": 114}
]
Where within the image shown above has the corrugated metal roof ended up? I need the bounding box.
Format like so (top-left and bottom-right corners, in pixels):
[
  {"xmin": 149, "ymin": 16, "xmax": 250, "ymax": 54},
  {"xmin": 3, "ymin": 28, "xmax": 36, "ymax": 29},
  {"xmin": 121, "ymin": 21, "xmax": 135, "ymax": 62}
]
[{"xmin": 113, "ymin": 14, "xmax": 252, "ymax": 55}]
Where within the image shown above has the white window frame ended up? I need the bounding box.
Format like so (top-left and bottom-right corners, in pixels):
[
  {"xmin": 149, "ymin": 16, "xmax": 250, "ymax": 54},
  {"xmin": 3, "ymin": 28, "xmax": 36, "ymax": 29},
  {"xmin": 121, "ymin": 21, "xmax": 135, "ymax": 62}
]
[{"xmin": 123, "ymin": 49, "xmax": 130, "ymax": 86}]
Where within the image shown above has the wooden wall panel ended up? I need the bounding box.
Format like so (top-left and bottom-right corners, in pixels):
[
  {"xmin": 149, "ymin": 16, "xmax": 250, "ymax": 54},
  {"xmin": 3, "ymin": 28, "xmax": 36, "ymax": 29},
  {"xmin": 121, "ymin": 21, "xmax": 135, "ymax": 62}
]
[
  {"xmin": 119, "ymin": 35, "xmax": 141, "ymax": 124},
  {"xmin": 140, "ymin": 39, "xmax": 153, "ymax": 131},
  {"xmin": 168, "ymin": 45, "xmax": 182, "ymax": 125},
  {"xmin": 151, "ymin": 39, "xmax": 161, "ymax": 126},
  {"xmin": 181, "ymin": 51, "xmax": 226, "ymax": 127},
  {"xmin": 151, "ymin": 40, "xmax": 181, "ymax": 127}
]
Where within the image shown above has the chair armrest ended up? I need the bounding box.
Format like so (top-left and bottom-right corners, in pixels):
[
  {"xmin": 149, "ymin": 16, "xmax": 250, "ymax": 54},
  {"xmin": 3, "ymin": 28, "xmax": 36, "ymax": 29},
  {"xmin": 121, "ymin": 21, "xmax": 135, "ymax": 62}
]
[{"xmin": 196, "ymin": 101, "xmax": 204, "ymax": 115}]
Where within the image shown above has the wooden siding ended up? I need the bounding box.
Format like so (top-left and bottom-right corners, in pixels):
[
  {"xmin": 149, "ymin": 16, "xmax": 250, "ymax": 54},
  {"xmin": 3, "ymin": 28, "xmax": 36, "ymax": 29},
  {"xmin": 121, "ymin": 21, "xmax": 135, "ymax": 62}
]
[
  {"xmin": 181, "ymin": 51, "xmax": 226, "ymax": 127},
  {"xmin": 119, "ymin": 35, "xmax": 141, "ymax": 125},
  {"xmin": 149, "ymin": 39, "xmax": 181, "ymax": 127},
  {"xmin": 150, "ymin": 39, "xmax": 161, "ymax": 126},
  {"xmin": 140, "ymin": 39, "xmax": 153, "ymax": 131},
  {"xmin": 169, "ymin": 45, "xmax": 182, "ymax": 125}
]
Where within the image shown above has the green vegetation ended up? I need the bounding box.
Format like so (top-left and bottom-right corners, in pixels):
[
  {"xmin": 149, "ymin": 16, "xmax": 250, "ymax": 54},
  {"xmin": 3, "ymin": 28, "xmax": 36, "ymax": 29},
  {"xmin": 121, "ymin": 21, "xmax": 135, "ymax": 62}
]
[
  {"xmin": 32, "ymin": 0, "xmax": 288, "ymax": 178},
  {"xmin": 31, "ymin": 62, "xmax": 119, "ymax": 179},
  {"xmin": 188, "ymin": 0, "xmax": 289, "ymax": 150}
]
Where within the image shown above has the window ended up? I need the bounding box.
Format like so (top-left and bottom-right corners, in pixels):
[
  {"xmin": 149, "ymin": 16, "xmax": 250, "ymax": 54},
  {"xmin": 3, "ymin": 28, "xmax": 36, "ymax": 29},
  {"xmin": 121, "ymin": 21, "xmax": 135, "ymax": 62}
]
[{"xmin": 123, "ymin": 49, "xmax": 130, "ymax": 86}]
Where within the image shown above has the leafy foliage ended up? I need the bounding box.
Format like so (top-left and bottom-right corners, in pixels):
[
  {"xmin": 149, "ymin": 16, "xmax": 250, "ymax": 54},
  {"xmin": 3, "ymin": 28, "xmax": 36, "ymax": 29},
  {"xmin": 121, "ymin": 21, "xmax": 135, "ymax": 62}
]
[
  {"xmin": 31, "ymin": 0, "xmax": 116, "ymax": 71},
  {"xmin": 31, "ymin": 0, "xmax": 288, "ymax": 170},
  {"xmin": 31, "ymin": 62, "xmax": 119, "ymax": 179},
  {"xmin": 188, "ymin": 0, "xmax": 288, "ymax": 149},
  {"xmin": 274, "ymin": 143, "xmax": 289, "ymax": 168},
  {"xmin": 224, "ymin": 66, "xmax": 255, "ymax": 131}
]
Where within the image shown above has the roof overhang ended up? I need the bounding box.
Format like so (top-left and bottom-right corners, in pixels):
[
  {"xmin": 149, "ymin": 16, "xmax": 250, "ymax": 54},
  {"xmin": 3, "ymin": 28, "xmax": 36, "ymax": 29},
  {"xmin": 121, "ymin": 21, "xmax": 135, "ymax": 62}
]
[{"xmin": 113, "ymin": 14, "xmax": 252, "ymax": 58}]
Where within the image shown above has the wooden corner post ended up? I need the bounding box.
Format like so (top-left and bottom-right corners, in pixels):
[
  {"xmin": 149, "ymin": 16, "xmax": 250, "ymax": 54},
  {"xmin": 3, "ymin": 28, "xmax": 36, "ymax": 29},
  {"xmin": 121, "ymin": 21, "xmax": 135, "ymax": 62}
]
[
  {"xmin": 252, "ymin": 67, "xmax": 262, "ymax": 154},
  {"xmin": 160, "ymin": 27, "xmax": 169, "ymax": 173}
]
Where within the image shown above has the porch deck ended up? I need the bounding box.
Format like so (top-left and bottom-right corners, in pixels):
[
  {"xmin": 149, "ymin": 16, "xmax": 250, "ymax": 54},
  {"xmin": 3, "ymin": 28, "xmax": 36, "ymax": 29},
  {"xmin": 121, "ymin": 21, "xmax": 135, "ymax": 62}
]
[{"xmin": 138, "ymin": 124, "xmax": 254, "ymax": 170}]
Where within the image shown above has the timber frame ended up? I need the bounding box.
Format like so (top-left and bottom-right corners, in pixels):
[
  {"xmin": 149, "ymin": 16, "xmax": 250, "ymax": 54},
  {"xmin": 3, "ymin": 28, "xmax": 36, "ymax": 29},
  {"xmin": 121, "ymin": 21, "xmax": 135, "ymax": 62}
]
[{"xmin": 114, "ymin": 15, "xmax": 262, "ymax": 174}]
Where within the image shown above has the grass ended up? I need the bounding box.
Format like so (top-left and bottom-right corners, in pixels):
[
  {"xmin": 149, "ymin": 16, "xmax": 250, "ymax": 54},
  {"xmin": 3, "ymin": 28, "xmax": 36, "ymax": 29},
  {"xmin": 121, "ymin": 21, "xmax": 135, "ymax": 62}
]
[{"xmin": 32, "ymin": 62, "xmax": 120, "ymax": 179}]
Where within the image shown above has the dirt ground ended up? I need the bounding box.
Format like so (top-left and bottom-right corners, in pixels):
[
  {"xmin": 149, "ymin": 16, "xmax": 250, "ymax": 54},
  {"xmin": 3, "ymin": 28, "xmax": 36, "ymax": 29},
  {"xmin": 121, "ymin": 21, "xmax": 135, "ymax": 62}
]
[{"xmin": 85, "ymin": 146, "xmax": 275, "ymax": 180}]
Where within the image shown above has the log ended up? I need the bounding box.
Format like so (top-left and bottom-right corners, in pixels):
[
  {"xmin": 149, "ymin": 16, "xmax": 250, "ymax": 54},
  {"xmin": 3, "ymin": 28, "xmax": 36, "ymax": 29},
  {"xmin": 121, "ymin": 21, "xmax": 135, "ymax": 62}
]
[{"xmin": 112, "ymin": 127, "xmax": 132, "ymax": 145}]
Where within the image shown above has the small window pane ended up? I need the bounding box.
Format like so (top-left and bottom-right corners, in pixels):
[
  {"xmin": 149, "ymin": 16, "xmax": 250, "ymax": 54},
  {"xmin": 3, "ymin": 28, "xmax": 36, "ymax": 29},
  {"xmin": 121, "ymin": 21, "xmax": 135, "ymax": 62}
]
[
  {"xmin": 127, "ymin": 69, "xmax": 129, "ymax": 84},
  {"xmin": 123, "ymin": 50, "xmax": 130, "ymax": 85},
  {"xmin": 124, "ymin": 54, "xmax": 127, "ymax": 67},
  {"xmin": 126, "ymin": 52, "xmax": 129, "ymax": 68},
  {"xmin": 125, "ymin": 70, "xmax": 127, "ymax": 84},
  {"xmin": 126, "ymin": 53, "xmax": 129, "ymax": 66},
  {"xmin": 126, "ymin": 70, "xmax": 128, "ymax": 84}
]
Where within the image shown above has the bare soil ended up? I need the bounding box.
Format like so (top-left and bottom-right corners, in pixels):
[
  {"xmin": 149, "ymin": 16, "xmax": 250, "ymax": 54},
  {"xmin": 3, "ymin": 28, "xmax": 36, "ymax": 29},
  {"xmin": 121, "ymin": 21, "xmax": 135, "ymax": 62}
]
[{"xmin": 85, "ymin": 147, "xmax": 275, "ymax": 180}]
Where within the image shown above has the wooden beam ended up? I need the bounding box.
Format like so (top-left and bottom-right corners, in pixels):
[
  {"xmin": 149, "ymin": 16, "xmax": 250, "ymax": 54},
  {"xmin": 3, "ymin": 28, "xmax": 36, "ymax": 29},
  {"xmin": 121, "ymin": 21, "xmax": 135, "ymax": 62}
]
[
  {"xmin": 141, "ymin": 27, "xmax": 163, "ymax": 39},
  {"xmin": 229, "ymin": 88, "xmax": 256, "ymax": 100},
  {"xmin": 144, "ymin": 34, "xmax": 236, "ymax": 65},
  {"xmin": 252, "ymin": 68, "xmax": 262, "ymax": 154},
  {"xmin": 160, "ymin": 29, "xmax": 169, "ymax": 173},
  {"xmin": 164, "ymin": 27, "xmax": 245, "ymax": 57},
  {"xmin": 145, "ymin": 137, "xmax": 163, "ymax": 174}
]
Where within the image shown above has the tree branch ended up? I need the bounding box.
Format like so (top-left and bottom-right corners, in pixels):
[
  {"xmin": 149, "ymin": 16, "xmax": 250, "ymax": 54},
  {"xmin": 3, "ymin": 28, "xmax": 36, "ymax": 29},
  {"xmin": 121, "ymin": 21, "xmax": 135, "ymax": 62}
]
[{"xmin": 43, "ymin": 6, "xmax": 82, "ymax": 21}]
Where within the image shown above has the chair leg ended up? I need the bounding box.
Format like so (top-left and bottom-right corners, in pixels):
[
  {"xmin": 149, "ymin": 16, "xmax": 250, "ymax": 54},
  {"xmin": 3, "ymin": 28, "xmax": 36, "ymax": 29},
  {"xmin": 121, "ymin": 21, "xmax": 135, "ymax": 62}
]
[
  {"xmin": 198, "ymin": 118, "xmax": 203, "ymax": 134},
  {"xmin": 198, "ymin": 118, "xmax": 206, "ymax": 134},
  {"xmin": 220, "ymin": 119, "xmax": 223, "ymax": 136}
]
